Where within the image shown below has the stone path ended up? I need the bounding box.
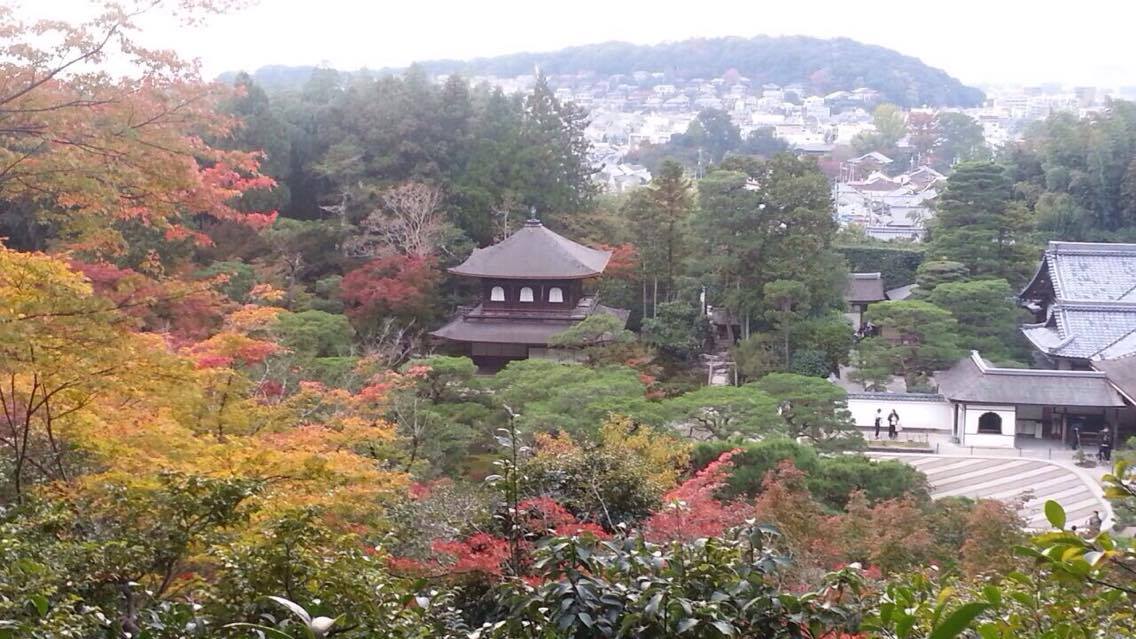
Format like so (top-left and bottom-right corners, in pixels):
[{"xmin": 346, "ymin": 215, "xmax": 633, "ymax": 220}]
[
  {"xmin": 703, "ymin": 352, "xmax": 735, "ymax": 386},
  {"xmin": 870, "ymin": 453, "xmax": 1109, "ymax": 530}
]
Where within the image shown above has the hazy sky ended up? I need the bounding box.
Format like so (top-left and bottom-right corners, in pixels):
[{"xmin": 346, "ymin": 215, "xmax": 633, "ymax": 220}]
[{"xmin": 23, "ymin": 0, "xmax": 1136, "ymax": 87}]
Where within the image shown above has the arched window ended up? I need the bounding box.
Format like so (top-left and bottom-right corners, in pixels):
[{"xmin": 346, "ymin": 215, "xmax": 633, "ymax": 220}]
[
  {"xmin": 978, "ymin": 412, "xmax": 1003, "ymax": 434},
  {"xmin": 548, "ymin": 286, "xmax": 564, "ymax": 303},
  {"xmin": 490, "ymin": 286, "xmax": 505, "ymax": 302},
  {"xmin": 519, "ymin": 286, "xmax": 534, "ymax": 303}
]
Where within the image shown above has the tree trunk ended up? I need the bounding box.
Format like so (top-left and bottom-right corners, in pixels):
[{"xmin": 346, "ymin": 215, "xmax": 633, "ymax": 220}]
[
  {"xmin": 783, "ymin": 328, "xmax": 791, "ymax": 369},
  {"xmin": 665, "ymin": 227, "xmax": 674, "ymax": 300},
  {"xmin": 652, "ymin": 276, "xmax": 658, "ymax": 318},
  {"xmin": 641, "ymin": 280, "xmax": 647, "ymax": 321}
]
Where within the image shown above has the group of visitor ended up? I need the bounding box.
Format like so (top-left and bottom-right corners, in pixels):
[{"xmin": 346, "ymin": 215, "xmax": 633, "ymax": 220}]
[
  {"xmin": 873, "ymin": 408, "xmax": 900, "ymax": 440},
  {"xmin": 854, "ymin": 321, "xmax": 879, "ymax": 342},
  {"xmin": 1069, "ymin": 425, "xmax": 1113, "ymax": 461}
]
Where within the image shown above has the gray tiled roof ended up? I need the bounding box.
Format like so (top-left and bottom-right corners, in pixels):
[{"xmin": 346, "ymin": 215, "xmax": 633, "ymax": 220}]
[
  {"xmin": 937, "ymin": 352, "xmax": 1126, "ymax": 407},
  {"xmin": 431, "ymin": 316, "xmax": 580, "ymax": 345},
  {"xmin": 1020, "ymin": 242, "xmax": 1136, "ymax": 359},
  {"xmin": 1092, "ymin": 355, "xmax": 1136, "ymax": 403},
  {"xmin": 844, "ymin": 272, "xmax": 886, "ymax": 303},
  {"xmin": 450, "ymin": 220, "xmax": 612, "ymax": 280},
  {"xmin": 1039, "ymin": 241, "xmax": 1136, "ymax": 302},
  {"xmin": 1023, "ymin": 302, "xmax": 1136, "ymax": 359},
  {"xmin": 431, "ymin": 304, "xmax": 629, "ymax": 345}
]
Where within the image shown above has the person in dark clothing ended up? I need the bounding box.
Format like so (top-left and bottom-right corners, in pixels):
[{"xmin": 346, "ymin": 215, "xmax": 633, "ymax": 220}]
[
  {"xmin": 887, "ymin": 409, "xmax": 899, "ymax": 440},
  {"xmin": 1099, "ymin": 429, "xmax": 1112, "ymax": 462},
  {"xmin": 1071, "ymin": 425, "xmax": 1081, "ymax": 450},
  {"xmin": 1087, "ymin": 510, "xmax": 1102, "ymax": 535},
  {"xmin": 874, "ymin": 409, "xmax": 883, "ymax": 439}
]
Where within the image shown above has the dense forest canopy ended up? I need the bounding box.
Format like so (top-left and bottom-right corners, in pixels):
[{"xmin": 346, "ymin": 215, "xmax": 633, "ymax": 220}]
[{"xmin": 223, "ymin": 35, "xmax": 985, "ymax": 107}]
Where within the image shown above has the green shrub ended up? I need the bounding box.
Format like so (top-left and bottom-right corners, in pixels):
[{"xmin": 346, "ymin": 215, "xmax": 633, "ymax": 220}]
[
  {"xmin": 691, "ymin": 438, "xmax": 928, "ymax": 511},
  {"xmin": 838, "ymin": 245, "xmax": 924, "ymax": 289}
]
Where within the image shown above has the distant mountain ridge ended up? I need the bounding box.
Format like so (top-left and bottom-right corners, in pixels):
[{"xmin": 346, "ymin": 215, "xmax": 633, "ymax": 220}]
[{"xmin": 222, "ymin": 35, "xmax": 984, "ymax": 108}]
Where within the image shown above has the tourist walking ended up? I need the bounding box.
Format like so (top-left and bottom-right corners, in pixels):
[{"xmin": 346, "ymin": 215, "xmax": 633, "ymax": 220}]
[
  {"xmin": 887, "ymin": 409, "xmax": 899, "ymax": 440},
  {"xmin": 1099, "ymin": 429, "xmax": 1112, "ymax": 462},
  {"xmin": 1087, "ymin": 510, "xmax": 1102, "ymax": 535},
  {"xmin": 874, "ymin": 409, "xmax": 882, "ymax": 439}
]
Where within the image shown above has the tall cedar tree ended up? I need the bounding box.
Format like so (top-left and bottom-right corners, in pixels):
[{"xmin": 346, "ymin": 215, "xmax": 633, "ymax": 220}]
[
  {"xmin": 693, "ymin": 156, "xmax": 845, "ymax": 338},
  {"xmin": 625, "ymin": 160, "xmax": 693, "ymax": 316},
  {"xmin": 519, "ymin": 73, "xmax": 598, "ymax": 225},
  {"xmin": 763, "ymin": 279, "xmax": 811, "ymax": 368},
  {"xmin": 928, "ymin": 161, "xmax": 1038, "ymax": 285}
]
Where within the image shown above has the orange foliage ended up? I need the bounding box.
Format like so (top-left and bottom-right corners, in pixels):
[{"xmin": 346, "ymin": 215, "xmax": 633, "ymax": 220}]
[
  {"xmin": 644, "ymin": 449, "xmax": 746, "ymax": 543},
  {"xmin": 0, "ymin": 3, "xmax": 277, "ymax": 253},
  {"xmin": 598, "ymin": 243, "xmax": 640, "ymax": 280}
]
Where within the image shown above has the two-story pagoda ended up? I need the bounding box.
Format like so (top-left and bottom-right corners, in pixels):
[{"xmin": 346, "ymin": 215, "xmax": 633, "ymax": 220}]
[{"xmin": 431, "ymin": 219, "xmax": 629, "ymax": 367}]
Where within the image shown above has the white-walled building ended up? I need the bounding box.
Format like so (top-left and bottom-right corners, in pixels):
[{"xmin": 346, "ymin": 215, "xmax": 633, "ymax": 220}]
[{"xmin": 936, "ymin": 352, "xmax": 1129, "ymax": 448}]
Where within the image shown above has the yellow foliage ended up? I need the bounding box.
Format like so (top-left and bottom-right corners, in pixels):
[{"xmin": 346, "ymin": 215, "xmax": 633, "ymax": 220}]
[
  {"xmin": 223, "ymin": 304, "xmax": 284, "ymax": 333},
  {"xmin": 0, "ymin": 243, "xmax": 408, "ymax": 528},
  {"xmin": 599, "ymin": 415, "xmax": 690, "ymax": 492}
]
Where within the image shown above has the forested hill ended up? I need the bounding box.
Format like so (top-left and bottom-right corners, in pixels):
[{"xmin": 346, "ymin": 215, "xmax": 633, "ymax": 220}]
[{"xmin": 225, "ymin": 36, "xmax": 984, "ymax": 107}]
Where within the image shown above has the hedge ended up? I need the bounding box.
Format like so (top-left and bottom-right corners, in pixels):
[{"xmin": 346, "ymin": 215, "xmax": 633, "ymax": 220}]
[{"xmin": 838, "ymin": 245, "xmax": 925, "ymax": 290}]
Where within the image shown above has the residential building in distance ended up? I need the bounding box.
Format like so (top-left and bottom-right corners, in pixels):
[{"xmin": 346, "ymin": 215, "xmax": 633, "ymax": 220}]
[{"xmin": 834, "ymin": 165, "xmax": 944, "ymax": 241}]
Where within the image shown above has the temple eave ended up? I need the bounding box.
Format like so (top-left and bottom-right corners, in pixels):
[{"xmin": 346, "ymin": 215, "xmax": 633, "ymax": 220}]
[{"xmin": 430, "ymin": 317, "xmax": 581, "ymax": 345}]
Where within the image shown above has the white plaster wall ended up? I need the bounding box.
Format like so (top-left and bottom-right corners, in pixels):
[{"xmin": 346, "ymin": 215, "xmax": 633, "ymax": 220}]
[
  {"xmin": 848, "ymin": 397, "xmax": 953, "ymax": 431},
  {"xmin": 961, "ymin": 404, "xmax": 1017, "ymax": 448},
  {"xmin": 963, "ymin": 433, "xmax": 1016, "ymax": 448}
]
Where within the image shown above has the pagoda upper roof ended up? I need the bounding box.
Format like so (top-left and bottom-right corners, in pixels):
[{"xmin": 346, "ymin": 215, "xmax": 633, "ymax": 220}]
[{"xmin": 449, "ymin": 219, "xmax": 612, "ymax": 280}]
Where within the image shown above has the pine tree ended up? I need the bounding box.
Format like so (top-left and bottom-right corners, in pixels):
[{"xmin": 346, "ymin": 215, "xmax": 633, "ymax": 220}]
[
  {"xmin": 692, "ymin": 156, "xmax": 844, "ymax": 338},
  {"xmin": 519, "ymin": 73, "xmax": 597, "ymax": 225},
  {"xmin": 625, "ymin": 160, "xmax": 693, "ymax": 314},
  {"xmin": 929, "ymin": 161, "xmax": 1038, "ymax": 286}
]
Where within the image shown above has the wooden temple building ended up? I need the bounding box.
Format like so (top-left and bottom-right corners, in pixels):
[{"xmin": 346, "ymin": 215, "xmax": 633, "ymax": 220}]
[{"xmin": 431, "ymin": 219, "xmax": 629, "ymax": 367}]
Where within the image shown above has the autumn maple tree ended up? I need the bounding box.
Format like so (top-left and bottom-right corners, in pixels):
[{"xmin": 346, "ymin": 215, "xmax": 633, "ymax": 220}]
[{"xmin": 0, "ymin": 1, "xmax": 275, "ymax": 254}]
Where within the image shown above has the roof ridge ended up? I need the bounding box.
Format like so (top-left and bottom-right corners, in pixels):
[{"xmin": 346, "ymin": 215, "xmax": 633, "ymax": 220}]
[
  {"xmin": 538, "ymin": 224, "xmax": 606, "ymax": 266},
  {"xmin": 1055, "ymin": 300, "xmax": 1136, "ymax": 310},
  {"xmin": 1047, "ymin": 252, "xmax": 1066, "ymax": 301},
  {"xmin": 1048, "ymin": 240, "xmax": 1136, "ymax": 254},
  {"xmin": 984, "ymin": 366, "xmax": 1109, "ymax": 378}
]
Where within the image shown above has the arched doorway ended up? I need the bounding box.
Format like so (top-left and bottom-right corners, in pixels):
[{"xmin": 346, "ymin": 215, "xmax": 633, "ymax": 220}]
[{"xmin": 978, "ymin": 412, "xmax": 1003, "ymax": 434}]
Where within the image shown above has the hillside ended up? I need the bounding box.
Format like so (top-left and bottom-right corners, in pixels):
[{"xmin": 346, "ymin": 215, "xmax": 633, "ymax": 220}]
[{"xmin": 225, "ymin": 36, "xmax": 984, "ymax": 107}]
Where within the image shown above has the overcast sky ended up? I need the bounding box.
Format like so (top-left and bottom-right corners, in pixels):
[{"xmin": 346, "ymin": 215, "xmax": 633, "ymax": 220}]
[{"xmin": 23, "ymin": 0, "xmax": 1136, "ymax": 87}]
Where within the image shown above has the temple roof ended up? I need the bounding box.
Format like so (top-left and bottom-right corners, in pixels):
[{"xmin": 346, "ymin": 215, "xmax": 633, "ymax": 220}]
[
  {"xmin": 844, "ymin": 272, "xmax": 886, "ymax": 303},
  {"xmin": 431, "ymin": 305, "xmax": 629, "ymax": 345},
  {"xmin": 449, "ymin": 220, "xmax": 612, "ymax": 280},
  {"xmin": 1092, "ymin": 355, "xmax": 1136, "ymax": 404},
  {"xmin": 1021, "ymin": 241, "xmax": 1136, "ymax": 303},
  {"xmin": 1022, "ymin": 302, "xmax": 1136, "ymax": 360},
  {"xmin": 936, "ymin": 351, "xmax": 1125, "ymax": 407},
  {"xmin": 1020, "ymin": 241, "xmax": 1136, "ymax": 360}
]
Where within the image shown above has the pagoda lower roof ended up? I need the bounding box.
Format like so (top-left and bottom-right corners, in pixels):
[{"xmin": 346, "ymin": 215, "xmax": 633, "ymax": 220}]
[{"xmin": 430, "ymin": 304, "xmax": 629, "ymax": 345}]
